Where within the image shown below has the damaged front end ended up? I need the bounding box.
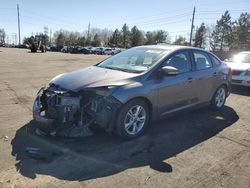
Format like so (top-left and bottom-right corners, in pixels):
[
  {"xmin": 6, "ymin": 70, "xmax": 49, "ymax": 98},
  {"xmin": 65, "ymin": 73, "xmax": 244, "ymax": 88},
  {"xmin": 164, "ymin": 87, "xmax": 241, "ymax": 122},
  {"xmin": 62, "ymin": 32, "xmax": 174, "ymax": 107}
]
[{"xmin": 33, "ymin": 84, "xmax": 122, "ymax": 138}]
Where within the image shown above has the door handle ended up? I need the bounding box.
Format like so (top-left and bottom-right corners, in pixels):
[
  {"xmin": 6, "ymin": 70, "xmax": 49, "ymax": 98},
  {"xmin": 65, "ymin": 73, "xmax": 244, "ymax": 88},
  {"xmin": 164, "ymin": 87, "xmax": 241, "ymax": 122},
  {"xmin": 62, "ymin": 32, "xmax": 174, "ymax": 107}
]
[{"xmin": 213, "ymin": 72, "xmax": 218, "ymax": 76}]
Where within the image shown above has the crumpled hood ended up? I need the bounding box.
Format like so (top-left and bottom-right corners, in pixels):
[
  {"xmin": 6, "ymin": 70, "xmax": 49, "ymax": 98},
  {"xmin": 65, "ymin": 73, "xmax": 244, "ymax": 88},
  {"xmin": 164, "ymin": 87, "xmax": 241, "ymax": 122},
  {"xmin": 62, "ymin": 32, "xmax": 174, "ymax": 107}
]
[
  {"xmin": 225, "ymin": 62, "xmax": 250, "ymax": 70},
  {"xmin": 50, "ymin": 66, "xmax": 139, "ymax": 92}
]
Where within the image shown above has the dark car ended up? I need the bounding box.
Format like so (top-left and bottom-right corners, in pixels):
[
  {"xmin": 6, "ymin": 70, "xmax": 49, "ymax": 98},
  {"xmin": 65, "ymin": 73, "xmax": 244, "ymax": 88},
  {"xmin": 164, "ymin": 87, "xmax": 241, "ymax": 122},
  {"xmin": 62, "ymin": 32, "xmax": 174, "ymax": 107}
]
[
  {"xmin": 33, "ymin": 45, "xmax": 232, "ymax": 139},
  {"xmin": 79, "ymin": 47, "xmax": 91, "ymax": 54},
  {"xmin": 50, "ymin": 45, "xmax": 63, "ymax": 52}
]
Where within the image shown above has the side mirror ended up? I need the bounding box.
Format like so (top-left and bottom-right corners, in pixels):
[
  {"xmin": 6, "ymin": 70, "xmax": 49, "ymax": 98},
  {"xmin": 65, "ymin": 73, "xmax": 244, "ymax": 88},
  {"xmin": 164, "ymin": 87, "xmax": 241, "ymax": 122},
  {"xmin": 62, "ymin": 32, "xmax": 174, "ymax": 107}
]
[{"xmin": 160, "ymin": 66, "xmax": 178, "ymax": 76}]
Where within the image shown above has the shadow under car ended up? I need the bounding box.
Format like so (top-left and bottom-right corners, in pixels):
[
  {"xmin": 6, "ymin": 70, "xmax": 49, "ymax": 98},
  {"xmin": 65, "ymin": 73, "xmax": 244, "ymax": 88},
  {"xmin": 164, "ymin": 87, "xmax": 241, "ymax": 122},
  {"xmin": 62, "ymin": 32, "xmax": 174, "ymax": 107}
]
[{"xmin": 11, "ymin": 105, "xmax": 238, "ymax": 181}]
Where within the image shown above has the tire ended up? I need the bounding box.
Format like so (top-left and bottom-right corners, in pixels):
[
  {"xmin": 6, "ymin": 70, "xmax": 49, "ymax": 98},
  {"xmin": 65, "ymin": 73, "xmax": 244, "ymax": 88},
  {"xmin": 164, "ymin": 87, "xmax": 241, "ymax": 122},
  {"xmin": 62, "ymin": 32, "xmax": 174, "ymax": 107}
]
[
  {"xmin": 41, "ymin": 46, "xmax": 44, "ymax": 53},
  {"xmin": 116, "ymin": 99, "xmax": 149, "ymax": 139},
  {"xmin": 211, "ymin": 85, "xmax": 227, "ymax": 110}
]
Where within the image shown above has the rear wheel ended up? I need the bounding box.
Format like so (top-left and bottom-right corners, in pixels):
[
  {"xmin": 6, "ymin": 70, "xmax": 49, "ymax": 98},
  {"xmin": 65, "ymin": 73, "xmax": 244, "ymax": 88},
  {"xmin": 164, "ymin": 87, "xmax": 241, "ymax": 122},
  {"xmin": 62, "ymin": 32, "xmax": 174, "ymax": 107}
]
[
  {"xmin": 211, "ymin": 85, "xmax": 226, "ymax": 110},
  {"xmin": 116, "ymin": 99, "xmax": 149, "ymax": 139}
]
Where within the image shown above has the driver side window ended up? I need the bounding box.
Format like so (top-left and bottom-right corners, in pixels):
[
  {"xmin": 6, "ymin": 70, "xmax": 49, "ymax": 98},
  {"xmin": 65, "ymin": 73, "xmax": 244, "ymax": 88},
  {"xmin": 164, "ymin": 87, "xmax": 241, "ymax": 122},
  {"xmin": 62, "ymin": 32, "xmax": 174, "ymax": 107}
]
[{"xmin": 163, "ymin": 51, "xmax": 191, "ymax": 74}]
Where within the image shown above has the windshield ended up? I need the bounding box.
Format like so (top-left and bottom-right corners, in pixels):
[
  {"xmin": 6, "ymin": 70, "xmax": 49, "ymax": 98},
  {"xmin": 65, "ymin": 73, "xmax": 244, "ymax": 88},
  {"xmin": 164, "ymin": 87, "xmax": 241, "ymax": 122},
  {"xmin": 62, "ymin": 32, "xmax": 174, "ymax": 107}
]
[
  {"xmin": 230, "ymin": 52, "xmax": 250, "ymax": 63},
  {"xmin": 97, "ymin": 47, "xmax": 168, "ymax": 73}
]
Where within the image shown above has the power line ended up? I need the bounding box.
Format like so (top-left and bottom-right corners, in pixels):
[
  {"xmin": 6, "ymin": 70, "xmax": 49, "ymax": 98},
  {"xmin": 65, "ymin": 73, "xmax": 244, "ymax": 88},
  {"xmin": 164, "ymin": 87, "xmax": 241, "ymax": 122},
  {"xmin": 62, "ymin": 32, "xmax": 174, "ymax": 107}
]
[
  {"xmin": 20, "ymin": 7, "xmax": 192, "ymax": 26},
  {"xmin": 94, "ymin": 11, "xmax": 192, "ymax": 25},
  {"xmin": 136, "ymin": 18, "xmax": 190, "ymax": 27},
  {"xmin": 18, "ymin": 9, "xmax": 191, "ymax": 29},
  {"xmin": 126, "ymin": 12, "xmax": 192, "ymax": 26}
]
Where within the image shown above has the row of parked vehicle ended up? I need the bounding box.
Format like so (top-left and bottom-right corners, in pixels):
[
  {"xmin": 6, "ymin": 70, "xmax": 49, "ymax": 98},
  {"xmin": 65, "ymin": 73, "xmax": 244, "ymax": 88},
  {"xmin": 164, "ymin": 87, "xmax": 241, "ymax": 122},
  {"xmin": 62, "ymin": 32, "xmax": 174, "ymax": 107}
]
[{"xmin": 46, "ymin": 45, "xmax": 122, "ymax": 55}]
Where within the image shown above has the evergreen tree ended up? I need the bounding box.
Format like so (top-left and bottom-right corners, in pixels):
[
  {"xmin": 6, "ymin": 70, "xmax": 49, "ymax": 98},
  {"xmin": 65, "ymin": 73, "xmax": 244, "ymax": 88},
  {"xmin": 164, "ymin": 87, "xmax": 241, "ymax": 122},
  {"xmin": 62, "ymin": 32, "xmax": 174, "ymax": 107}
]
[
  {"xmin": 229, "ymin": 12, "xmax": 250, "ymax": 50},
  {"xmin": 108, "ymin": 29, "xmax": 121, "ymax": 47},
  {"xmin": 121, "ymin": 24, "xmax": 130, "ymax": 48},
  {"xmin": 78, "ymin": 36, "xmax": 86, "ymax": 46},
  {"xmin": 211, "ymin": 10, "xmax": 232, "ymax": 50},
  {"xmin": 154, "ymin": 30, "xmax": 167, "ymax": 43},
  {"xmin": 55, "ymin": 32, "xmax": 65, "ymax": 45},
  {"xmin": 193, "ymin": 23, "xmax": 206, "ymax": 48},
  {"xmin": 92, "ymin": 34, "xmax": 101, "ymax": 47},
  {"xmin": 130, "ymin": 26, "xmax": 145, "ymax": 47},
  {"xmin": 145, "ymin": 31, "xmax": 155, "ymax": 45}
]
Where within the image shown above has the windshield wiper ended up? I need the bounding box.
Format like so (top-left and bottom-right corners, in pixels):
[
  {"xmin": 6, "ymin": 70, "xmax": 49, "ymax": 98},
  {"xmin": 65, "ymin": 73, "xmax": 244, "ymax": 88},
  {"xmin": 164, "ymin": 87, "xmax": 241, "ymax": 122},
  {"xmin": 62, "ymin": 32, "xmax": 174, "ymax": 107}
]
[
  {"xmin": 98, "ymin": 66, "xmax": 119, "ymax": 70},
  {"xmin": 118, "ymin": 68, "xmax": 143, "ymax": 73},
  {"xmin": 99, "ymin": 66, "xmax": 142, "ymax": 73}
]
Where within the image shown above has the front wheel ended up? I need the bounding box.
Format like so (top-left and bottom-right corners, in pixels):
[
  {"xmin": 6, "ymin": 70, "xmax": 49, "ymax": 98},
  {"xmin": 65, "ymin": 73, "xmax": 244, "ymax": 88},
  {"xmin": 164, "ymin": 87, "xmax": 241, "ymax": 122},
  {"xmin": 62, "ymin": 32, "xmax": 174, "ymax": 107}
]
[
  {"xmin": 211, "ymin": 85, "xmax": 227, "ymax": 110},
  {"xmin": 116, "ymin": 99, "xmax": 149, "ymax": 139}
]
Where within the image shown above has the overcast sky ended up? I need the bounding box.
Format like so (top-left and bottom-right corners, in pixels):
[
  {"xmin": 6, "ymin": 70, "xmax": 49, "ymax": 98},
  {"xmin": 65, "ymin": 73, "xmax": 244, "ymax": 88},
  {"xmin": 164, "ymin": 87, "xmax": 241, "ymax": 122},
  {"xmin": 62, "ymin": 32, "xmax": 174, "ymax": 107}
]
[{"xmin": 1, "ymin": 0, "xmax": 249, "ymax": 43}]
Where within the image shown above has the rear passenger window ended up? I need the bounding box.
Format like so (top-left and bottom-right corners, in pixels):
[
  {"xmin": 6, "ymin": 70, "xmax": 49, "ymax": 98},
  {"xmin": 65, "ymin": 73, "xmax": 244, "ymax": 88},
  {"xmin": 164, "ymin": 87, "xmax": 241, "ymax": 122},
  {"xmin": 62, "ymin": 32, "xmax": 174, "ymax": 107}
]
[
  {"xmin": 193, "ymin": 51, "xmax": 212, "ymax": 70},
  {"xmin": 210, "ymin": 55, "xmax": 221, "ymax": 66}
]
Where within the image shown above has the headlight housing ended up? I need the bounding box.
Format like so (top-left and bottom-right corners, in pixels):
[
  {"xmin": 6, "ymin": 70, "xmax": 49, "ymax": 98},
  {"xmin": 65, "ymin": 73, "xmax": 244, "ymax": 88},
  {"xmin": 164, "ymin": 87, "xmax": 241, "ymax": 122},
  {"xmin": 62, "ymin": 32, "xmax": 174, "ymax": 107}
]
[{"xmin": 94, "ymin": 86, "xmax": 120, "ymax": 96}]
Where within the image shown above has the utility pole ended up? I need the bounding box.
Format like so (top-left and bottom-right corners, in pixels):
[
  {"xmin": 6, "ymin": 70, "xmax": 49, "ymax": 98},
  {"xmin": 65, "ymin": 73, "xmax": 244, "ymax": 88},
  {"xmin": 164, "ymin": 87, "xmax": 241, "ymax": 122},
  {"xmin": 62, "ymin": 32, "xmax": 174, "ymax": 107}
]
[
  {"xmin": 17, "ymin": 4, "xmax": 21, "ymax": 45},
  {"xmin": 189, "ymin": 6, "xmax": 195, "ymax": 46},
  {"xmin": 87, "ymin": 23, "xmax": 90, "ymax": 39}
]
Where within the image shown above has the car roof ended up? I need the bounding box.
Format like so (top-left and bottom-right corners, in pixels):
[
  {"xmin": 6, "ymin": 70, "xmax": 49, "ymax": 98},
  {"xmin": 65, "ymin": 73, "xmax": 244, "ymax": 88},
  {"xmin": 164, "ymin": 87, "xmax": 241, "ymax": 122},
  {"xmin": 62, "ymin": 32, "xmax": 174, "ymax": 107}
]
[{"xmin": 134, "ymin": 44, "xmax": 207, "ymax": 52}]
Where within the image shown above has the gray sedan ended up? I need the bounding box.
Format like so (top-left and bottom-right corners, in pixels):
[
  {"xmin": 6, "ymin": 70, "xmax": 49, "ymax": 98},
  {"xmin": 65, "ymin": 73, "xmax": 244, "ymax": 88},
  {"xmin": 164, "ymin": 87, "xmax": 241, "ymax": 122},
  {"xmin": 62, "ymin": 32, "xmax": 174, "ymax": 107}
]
[{"xmin": 33, "ymin": 45, "xmax": 232, "ymax": 139}]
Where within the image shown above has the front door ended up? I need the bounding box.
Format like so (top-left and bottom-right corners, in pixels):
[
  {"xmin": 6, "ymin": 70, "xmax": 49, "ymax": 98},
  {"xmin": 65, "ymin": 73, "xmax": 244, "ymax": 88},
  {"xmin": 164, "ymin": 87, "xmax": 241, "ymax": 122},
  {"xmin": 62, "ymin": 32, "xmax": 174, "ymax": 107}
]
[{"xmin": 157, "ymin": 50, "xmax": 198, "ymax": 116}]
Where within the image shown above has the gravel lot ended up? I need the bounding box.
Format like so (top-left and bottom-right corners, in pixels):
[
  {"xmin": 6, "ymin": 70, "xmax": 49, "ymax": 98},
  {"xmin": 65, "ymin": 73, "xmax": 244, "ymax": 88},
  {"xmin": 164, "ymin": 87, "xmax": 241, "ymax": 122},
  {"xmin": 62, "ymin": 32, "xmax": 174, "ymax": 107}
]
[{"xmin": 0, "ymin": 47, "xmax": 249, "ymax": 188}]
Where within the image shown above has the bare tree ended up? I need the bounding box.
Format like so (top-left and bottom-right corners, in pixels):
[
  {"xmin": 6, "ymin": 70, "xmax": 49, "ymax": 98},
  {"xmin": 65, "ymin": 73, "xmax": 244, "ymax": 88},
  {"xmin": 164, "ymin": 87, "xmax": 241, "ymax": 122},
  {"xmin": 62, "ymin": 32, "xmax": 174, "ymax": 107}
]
[{"xmin": 0, "ymin": 28, "xmax": 6, "ymax": 44}]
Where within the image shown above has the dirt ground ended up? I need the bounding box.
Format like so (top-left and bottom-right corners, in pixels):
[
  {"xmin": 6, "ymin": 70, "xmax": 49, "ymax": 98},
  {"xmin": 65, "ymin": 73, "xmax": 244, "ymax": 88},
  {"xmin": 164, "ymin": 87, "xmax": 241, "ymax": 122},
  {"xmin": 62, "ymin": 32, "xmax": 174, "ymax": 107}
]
[{"xmin": 0, "ymin": 47, "xmax": 249, "ymax": 188}]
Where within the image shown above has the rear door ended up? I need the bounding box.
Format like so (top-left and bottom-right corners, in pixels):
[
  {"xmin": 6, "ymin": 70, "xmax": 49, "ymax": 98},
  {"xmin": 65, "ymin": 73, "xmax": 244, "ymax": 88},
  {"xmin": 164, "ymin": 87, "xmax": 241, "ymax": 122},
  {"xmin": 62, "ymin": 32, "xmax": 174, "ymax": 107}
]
[{"xmin": 191, "ymin": 50, "xmax": 217, "ymax": 102}]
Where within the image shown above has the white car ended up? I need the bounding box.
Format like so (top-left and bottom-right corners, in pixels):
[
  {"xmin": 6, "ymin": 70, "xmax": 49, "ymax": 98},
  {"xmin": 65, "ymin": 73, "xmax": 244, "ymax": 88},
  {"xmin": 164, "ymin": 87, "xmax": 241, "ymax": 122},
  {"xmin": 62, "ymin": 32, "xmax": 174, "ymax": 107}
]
[
  {"xmin": 225, "ymin": 51, "xmax": 250, "ymax": 87},
  {"xmin": 103, "ymin": 48, "xmax": 113, "ymax": 55}
]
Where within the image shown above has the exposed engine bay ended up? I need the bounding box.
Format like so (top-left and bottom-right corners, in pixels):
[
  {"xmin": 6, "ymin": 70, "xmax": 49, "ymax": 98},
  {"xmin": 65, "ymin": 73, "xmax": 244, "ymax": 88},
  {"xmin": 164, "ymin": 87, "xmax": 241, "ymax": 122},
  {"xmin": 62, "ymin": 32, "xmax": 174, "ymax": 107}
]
[{"xmin": 33, "ymin": 84, "xmax": 122, "ymax": 138}]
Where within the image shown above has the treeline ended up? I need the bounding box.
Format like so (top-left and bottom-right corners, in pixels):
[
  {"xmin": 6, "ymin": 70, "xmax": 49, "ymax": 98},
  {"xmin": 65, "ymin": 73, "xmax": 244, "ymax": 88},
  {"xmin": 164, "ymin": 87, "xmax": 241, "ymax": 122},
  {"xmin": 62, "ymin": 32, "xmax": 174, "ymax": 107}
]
[
  {"xmin": 21, "ymin": 11, "xmax": 250, "ymax": 51},
  {"xmin": 174, "ymin": 11, "xmax": 250, "ymax": 51},
  {"xmin": 50, "ymin": 24, "xmax": 168, "ymax": 48},
  {"xmin": 108, "ymin": 24, "xmax": 168, "ymax": 47},
  {"xmin": 210, "ymin": 11, "xmax": 250, "ymax": 51}
]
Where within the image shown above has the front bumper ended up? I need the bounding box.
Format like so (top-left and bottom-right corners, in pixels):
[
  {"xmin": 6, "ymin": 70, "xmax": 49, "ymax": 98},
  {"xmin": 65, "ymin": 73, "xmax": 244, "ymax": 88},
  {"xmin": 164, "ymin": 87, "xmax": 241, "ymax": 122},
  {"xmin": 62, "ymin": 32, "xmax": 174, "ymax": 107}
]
[
  {"xmin": 32, "ymin": 86, "xmax": 123, "ymax": 136},
  {"xmin": 232, "ymin": 76, "xmax": 250, "ymax": 87}
]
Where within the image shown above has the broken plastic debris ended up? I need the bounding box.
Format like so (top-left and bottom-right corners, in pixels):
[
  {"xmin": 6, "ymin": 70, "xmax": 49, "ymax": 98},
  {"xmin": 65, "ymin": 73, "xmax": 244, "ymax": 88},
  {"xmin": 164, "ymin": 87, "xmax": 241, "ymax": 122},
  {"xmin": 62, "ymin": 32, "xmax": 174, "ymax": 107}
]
[{"xmin": 2, "ymin": 135, "xmax": 9, "ymax": 141}]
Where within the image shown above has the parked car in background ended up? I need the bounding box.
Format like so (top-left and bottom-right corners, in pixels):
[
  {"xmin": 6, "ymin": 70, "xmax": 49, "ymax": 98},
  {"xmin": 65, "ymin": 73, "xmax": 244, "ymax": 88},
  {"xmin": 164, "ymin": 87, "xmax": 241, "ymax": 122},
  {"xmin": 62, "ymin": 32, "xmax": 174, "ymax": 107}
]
[
  {"xmin": 85, "ymin": 46, "xmax": 96, "ymax": 54},
  {"xmin": 50, "ymin": 45, "xmax": 63, "ymax": 52},
  {"xmin": 33, "ymin": 45, "xmax": 232, "ymax": 139},
  {"xmin": 112, "ymin": 48, "xmax": 122, "ymax": 55},
  {"xmin": 103, "ymin": 48, "xmax": 113, "ymax": 55},
  {"xmin": 225, "ymin": 51, "xmax": 250, "ymax": 87},
  {"xmin": 61, "ymin": 46, "xmax": 68, "ymax": 53},
  {"xmin": 79, "ymin": 47, "xmax": 91, "ymax": 54},
  {"xmin": 96, "ymin": 47, "xmax": 105, "ymax": 55}
]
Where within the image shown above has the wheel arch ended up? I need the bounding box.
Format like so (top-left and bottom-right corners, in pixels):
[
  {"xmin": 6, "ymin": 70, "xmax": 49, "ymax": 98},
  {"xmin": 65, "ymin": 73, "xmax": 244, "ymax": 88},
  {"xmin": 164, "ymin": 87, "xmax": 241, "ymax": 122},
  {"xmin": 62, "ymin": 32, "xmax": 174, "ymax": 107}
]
[
  {"xmin": 213, "ymin": 83, "xmax": 228, "ymax": 100},
  {"xmin": 124, "ymin": 96, "xmax": 153, "ymax": 122}
]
